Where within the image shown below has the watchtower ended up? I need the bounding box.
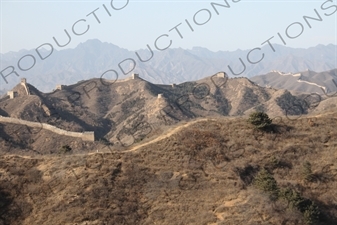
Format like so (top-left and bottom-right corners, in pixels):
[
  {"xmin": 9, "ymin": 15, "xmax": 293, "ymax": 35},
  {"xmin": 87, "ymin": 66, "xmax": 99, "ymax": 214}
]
[
  {"xmin": 56, "ymin": 85, "xmax": 64, "ymax": 90},
  {"xmin": 216, "ymin": 72, "xmax": 226, "ymax": 78},
  {"xmin": 132, "ymin": 73, "xmax": 139, "ymax": 79},
  {"xmin": 7, "ymin": 91, "xmax": 17, "ymax": 99}
]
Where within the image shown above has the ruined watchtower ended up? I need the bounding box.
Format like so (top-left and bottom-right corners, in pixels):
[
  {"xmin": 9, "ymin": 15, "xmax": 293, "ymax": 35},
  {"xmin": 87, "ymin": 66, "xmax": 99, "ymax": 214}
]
[{"xmin": 158, "ymin": 93, "xmax": 164, "ymax": 99}]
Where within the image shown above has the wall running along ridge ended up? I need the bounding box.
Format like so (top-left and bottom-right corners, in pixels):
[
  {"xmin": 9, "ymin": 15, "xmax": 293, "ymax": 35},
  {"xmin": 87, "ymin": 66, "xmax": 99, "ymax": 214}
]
[{"xmin": 0, "ymin": 116, "xmax": 95, "ymax": 141}]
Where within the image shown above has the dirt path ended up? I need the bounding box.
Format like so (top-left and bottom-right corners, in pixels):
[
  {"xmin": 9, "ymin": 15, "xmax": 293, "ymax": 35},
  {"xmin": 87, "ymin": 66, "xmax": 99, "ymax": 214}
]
[
  {"xmin": 311, "ymin": 111, "xmax": 337, "ymax": 118},
  {"xmin": 122, "ymin": 118, "xmax": 216, "ymax": 153},
  {"xmin": 123, "ymin": 113, "xmax": 336, "ymax": 153}
]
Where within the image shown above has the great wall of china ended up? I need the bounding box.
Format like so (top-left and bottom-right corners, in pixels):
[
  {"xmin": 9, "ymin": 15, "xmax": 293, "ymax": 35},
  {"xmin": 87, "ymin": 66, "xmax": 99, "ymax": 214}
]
[
  {"xmin": 0, "ymin": 116, "xmax": 95, "ymax": 141},
  {"xmin": 3, "ymin": 78, "xmax": 94, "ymax": 141}
]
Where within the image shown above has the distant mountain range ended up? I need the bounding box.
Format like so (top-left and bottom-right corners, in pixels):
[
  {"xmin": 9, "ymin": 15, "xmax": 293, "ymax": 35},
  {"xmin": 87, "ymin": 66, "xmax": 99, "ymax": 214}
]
[{"xmin": 1, "ymin": 39, "xmax": 336, "ymax": 92}]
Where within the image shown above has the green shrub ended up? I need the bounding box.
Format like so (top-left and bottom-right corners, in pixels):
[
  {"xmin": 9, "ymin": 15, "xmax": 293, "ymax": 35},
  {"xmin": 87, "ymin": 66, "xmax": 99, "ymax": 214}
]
[
  {"xmin": 280, "ymin": 188, "xmax": 304, "ymax": 210},
  {"xmin": 279, "ymin": 188, "xmax": 320, "ymax": 224},
  {"xmin": 252, "ymin": 171, "xmax": 322, "ymax": 219},
  {"xmin": 253, "ymin": 168, "xmax": 279, "ymax": 201},
  {"xmin": 247, "ymin": 112, "xmax": 272, "ymax": 129},
  {"xmin": 266, "ymin": 156, "xmax": 279, "ymax": 170},
  {"xmin": 301, "ymin": 161, "xmax": 315, "ymax": 182},
  {"xmin": 59, "ymin": 145, "xmax": 72, "ymax": 154},
  {"xmin": 303, "ymin": 202, "xmax": 320, "ymax": 224},
  {"xmin": 99, "ymin": 137, "xmax": 113, "ymax": 146}
]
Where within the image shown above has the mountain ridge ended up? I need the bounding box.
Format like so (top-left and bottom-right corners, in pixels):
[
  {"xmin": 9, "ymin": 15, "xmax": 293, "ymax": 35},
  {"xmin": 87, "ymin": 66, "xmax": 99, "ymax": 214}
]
[
  {"xmin": 1, "ymin": 39, "xmax": 335, "ymax": 92},
  {"xmin": 251, "ymin": 68, "xmax": 337, "ymax": 94},
  {"xmin": 2, "ymin": 71, "xmax": 336, "ymax": 152}
]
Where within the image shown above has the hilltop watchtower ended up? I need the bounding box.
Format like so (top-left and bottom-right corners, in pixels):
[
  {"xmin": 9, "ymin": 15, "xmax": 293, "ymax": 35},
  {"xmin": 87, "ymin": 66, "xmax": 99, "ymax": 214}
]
[
  {"xmin": 21, "ymin": 78, "xmax": 27, "ymax": 84},
  {"xmin": 56, "ymin": 85, "xmax": 64, "ymax": 91},
  {"xmin": 216, "ymin": 72, "xmax": 227, "ymax": 78},
  {"xmin": 132, "ymin": 73, "xmax": 139, "ymax": 79}
]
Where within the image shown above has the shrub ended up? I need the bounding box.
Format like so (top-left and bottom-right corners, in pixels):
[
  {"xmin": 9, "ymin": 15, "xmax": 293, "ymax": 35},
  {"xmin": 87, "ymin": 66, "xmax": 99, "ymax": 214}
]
[
  {"xmin": 280, "ymin": 188, "xmax": 304, "ymax": 210},
  {"xmin": 279, "ymin": 188, "xmax": 320, "ymax": 224},
  {"xmin": 303, "ymin": 202, "xmax": 320, "ymax": 224},
  {"xmin": 253, "ymin": 168, "xmax": 279, "ymax": 201},
  {"xmin": 59, "ymin": 145, "xmax": 72, "ymax": 154},
  {"xmin": 301, "ymin": 161, "xmax": 315, "ymax": 182},
  {"xmin": 266, "ymin": 156, "xmax": 279, "ymax": 170},
  {"xmin": 99, "ymin": 138, "xmax": 112, "ymax": 146},
  {"xmin": 247, "ymin": 112, "xmax": 272, "ymax": 129}
]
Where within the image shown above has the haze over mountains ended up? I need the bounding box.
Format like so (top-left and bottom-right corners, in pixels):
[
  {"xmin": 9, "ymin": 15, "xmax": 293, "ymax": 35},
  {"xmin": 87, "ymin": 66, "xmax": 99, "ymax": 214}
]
[{"xmin": 1, "ymin": 39, "xmax": 336, "ymax": 93}]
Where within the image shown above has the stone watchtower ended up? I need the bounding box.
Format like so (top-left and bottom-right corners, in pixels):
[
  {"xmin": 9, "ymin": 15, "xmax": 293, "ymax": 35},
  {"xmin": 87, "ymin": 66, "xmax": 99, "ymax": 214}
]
[
  {"xmin": 158, "ymin": 93, "xmax": 164, "ymax": 99},
  {"xmin": 216, "ymin": 72, "xmax": 227, "ymax": 78},
  {"xmin": 7, "ymin": 91, "xmax": 17, "ymax": 99},
  {"xmin": 56, "ymin": 85, "xmax": 64, "ymax": 90},
  {"xmin": 21, "ymin": 78, "xmax": 27, "ymax": 84},
  {"xmin": 132, "ymin": 73, "xmax": 139, "ymax": 79}
]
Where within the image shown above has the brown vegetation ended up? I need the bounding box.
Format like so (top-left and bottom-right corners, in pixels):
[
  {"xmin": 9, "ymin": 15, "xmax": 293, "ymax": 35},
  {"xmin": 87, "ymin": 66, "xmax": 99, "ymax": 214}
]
[{"xmin": 0, "ymin": 111, "xmax": 336, "ymax": 224}]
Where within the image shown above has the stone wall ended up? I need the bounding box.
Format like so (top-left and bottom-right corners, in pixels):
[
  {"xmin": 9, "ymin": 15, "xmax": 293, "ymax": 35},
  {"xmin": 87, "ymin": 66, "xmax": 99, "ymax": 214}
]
[{"xmin": 0, "ymin": 116, "xmax": 95, "ymax": 141}]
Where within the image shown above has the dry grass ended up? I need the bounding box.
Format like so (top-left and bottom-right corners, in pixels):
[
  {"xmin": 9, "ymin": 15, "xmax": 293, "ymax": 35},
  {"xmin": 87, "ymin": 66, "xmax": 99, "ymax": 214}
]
[{"xmin": 0, "ymin": 112, "xmax": 337, "ymax": 224}]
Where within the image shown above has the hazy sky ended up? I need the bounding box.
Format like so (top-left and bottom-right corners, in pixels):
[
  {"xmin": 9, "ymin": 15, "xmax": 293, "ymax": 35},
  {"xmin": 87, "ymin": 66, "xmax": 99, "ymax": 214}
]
[{"xmin": 0, "ymin": 0, "xmax": 336, "ymax": 54}]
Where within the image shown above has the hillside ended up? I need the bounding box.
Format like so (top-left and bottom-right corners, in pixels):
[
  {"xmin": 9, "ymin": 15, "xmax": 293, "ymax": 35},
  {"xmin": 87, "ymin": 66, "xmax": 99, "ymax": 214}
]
[
  {"xmin": 1, "ymin": 73, "xmax": 331, "ymax": 152},
  {"xmin": 251, "ymin": 69, "xmax": 337, "ymax": 94},
  {"xmin": 0, "ymin": 112, "xmax": 337, "ymax": 224},
  {"xmin": 1, "ymin": 71, "xmax": 337, "ymax": 224}
]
